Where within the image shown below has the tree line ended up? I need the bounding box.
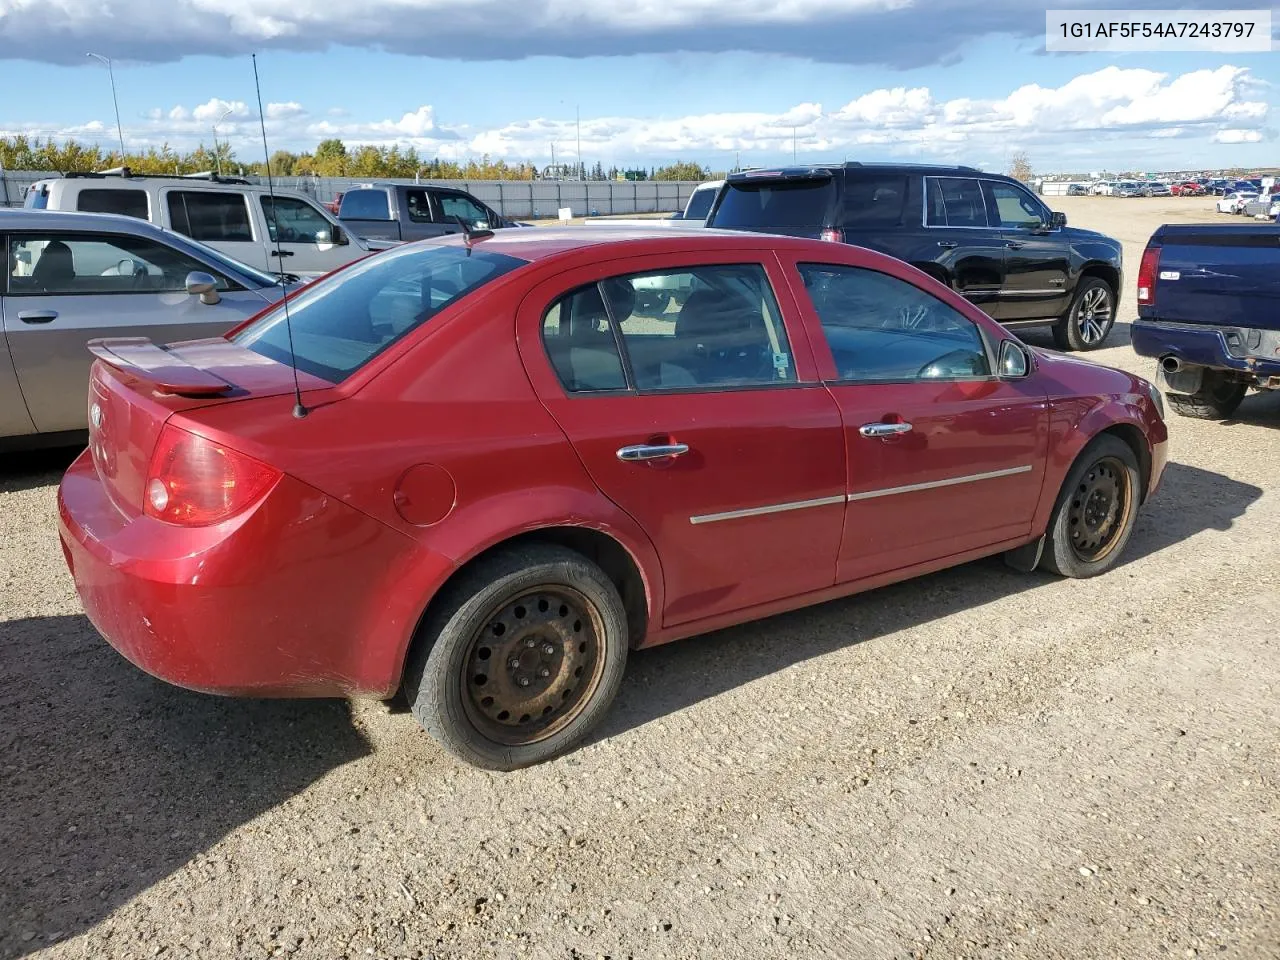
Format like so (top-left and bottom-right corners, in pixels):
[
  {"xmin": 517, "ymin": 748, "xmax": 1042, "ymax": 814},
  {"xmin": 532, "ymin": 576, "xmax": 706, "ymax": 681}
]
[{"xmin": 0, "ymin": 136, "xmax": 717, "ymax": 182}]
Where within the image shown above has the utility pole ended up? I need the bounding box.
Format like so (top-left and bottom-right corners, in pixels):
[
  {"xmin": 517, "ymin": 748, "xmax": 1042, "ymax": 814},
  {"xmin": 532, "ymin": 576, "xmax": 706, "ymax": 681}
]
[
  {"xmin": 576, "ymin": 105, "xmax": 582, "ymax": 180},
  {"xmin": 550, "ymin": 143, "xmax": 556, "ymax": 177},
  {"xmin": 792, "ymin": 127, "xmax": 797, "ymax": 163},
  {"xmin": 86, "ymin": 52, "xmax": 126, "ymax": 160},
  {"xmin": 212, "ymin": 107, "xmax": 233, "ymax": 176}
]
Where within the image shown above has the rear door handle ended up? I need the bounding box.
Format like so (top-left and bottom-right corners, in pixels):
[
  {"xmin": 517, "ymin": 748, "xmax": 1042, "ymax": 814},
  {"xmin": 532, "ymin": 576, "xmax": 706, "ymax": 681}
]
[
  {"xmin": 937, "ymin": 240, "xmax": 957, "ymax": 249},
  {"xmin": 616, "ymin": 443, "xmax": 690, "ymax": 462},
  {"xmin": 859, "ymin": 422, "xmax": 913, "ymax": 438},
  {"xmin": 1006, "ymin": 240, "xmax": 1025, "ymax": 249},
  {"xmin": 17, "ymin": 310, "xmax": 57, "ymax": 324},
  {"xmin": 272, "ymin": 249, "xmax": 295, "ymax": 257}
]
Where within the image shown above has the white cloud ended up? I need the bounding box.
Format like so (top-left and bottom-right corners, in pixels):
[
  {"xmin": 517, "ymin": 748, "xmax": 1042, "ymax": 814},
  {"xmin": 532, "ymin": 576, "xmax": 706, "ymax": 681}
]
[{"xmin": 2, "ymin": 65, "xmax": 1269, "ymax": 167}]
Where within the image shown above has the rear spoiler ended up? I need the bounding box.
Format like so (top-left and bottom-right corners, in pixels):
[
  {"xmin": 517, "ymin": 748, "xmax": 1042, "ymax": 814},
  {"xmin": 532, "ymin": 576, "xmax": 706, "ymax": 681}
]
[{"xmin": 87, "ymin": 337, "xmax": 233, "ymax": 397}]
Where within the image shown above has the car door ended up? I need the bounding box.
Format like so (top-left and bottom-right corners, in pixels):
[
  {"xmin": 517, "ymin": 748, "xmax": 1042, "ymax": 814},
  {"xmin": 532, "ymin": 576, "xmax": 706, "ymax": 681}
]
[
  {"xmin": 258, "ymin": 194, "xmax": 351, "ymax": 276},
  {"xmin": 337, "ymin": 188, "xmax": 400, "ymax": 242},
  {"xmin": 401, "ymin": 188, "xmax": 449, "ymax": 240},
  {"xmin": 162, "ymin": 188, "xmax": 266, "ymax": 271},
  {"xmin": 517, "ymin": 252, "xmax": 846, "ymax": 628},
  {"xmin": 2, "ymin": 230, "xmax": 267, "ymax": 434},
  {"xmin": 983, "ymin": 180, "xmax": 1072, "ymax": 321},
  {"xmin": 783, "ymin": 256, "xmax": 1049, "ymax": 584},
  {"xmin": 921, "ymin": 176, "xmax": 1006, "ymax": 313}
]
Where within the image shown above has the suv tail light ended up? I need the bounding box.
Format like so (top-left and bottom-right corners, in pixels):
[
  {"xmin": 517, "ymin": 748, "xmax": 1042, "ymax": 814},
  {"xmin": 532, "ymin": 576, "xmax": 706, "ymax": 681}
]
[
  {"xmin": 1136, "ymin": 246, "xmax": 1160, "ymax": 307},
  {"xmin": 144, "ymin": 424, "xmax": 281, "ymax": 526},
  {"xmin": 820, "ymin": 228, "xmax": 844, "ymax": 243}
]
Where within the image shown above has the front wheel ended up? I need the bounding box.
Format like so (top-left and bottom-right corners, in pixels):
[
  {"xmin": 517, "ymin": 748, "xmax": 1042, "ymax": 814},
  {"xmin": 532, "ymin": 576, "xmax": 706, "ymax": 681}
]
[
  {"xmin": 1165, "ymin": 370, "xmax": 1247, "ymax": 420},
  {"xmin": 1052, "ymin": 277, "xmax": 1116, "ymax": 351},
  {"xmin": 404, "ymin": 544, "xmax": 629, "ymax": 770},
  {"xmin": 1040, "ymin": 435, "xmax": 1141, "ymax": 579}
]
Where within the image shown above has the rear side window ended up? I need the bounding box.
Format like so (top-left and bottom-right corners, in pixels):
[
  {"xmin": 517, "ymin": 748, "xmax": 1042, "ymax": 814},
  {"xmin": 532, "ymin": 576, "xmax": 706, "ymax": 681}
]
[
  {"xmin": 682, "ymin": 186, "xmax": 718, "ymax": 221},
  {"xmin": 166, "ymin": 191, "xmax": 254, "ymax": 242},
  {"xmin": 234, "ymin": 245, "xmax": 525, "ymax": 383},
  {"xmin": 405, "ymin": 189, "xmax": 433, "ymax": 222},
  {"xmin": 339, "ymin": 189, "xmax": 392, "ymax": 221},
  {"xmin": 711, "ymin": 178, "xmax": 836, "ymax": 229},
  {"xmin": 841, "ymin": 175, "xmax": 908, "ymax": 227},
  {"xmin": 798, "ymin": 263, "xmax": 990, "ymax": 382},
  {"xmin": 543, "ymin": 264, "xmax": 796, "ymax": 393},
  {"xmin": 76, "ymin": 189, "xmax": 149, "ymax": 220},
  {"xmin": 925, "ymin": 177, "xmax": 989, "ymax": 228}
]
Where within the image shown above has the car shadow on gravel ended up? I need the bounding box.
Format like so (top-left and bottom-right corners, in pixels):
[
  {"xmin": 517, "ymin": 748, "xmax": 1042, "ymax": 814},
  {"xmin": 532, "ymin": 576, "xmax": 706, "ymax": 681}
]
[
  {"xmin": 0, "ymin": 446, "xmax": 82, "ymax": 495},
  {"xmin": 601, "ymin": 459, "xmax": 1259, "ymax": 742},
  {"xmin": 0, "ymin": 614, "xmax": 371, "ymax": 960}
]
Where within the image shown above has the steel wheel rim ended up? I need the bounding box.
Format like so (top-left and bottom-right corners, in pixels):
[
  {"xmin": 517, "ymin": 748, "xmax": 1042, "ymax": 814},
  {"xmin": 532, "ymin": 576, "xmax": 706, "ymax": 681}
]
[
  {"xmin": 1076, "ymin": 286, "xmax": 1113, "ymax": 344},
  {"xmin": 461, "ymin": 584, "xmax": 607, "ymax": 747},
  {"xmin": 1067, "ymin": 456, "xmax": 1133, "ymax": 563}
]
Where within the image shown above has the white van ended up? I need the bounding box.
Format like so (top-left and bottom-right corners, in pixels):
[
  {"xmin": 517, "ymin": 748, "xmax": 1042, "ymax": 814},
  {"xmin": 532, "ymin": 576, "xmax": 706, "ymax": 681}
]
[{"xmin": 24, "ymin": 171, "xmax": 386, "ymax": 277}]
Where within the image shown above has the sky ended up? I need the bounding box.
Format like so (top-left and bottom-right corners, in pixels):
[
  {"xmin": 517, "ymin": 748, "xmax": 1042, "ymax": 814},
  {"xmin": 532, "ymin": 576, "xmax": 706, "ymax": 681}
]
[{"xmin": 0, "ymin": 0, "xmax": 1276, "ymax": 173}]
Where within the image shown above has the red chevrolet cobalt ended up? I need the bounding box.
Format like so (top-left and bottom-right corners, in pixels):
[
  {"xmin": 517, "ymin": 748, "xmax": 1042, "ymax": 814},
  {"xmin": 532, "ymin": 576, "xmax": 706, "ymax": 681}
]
[{"xmin": 59, "ymin": 228, "xmax": 1168, "ymax": 769}]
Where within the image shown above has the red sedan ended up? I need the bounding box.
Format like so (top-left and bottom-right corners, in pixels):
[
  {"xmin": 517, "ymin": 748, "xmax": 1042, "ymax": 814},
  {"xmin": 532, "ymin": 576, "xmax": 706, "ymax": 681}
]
[
  {"xmin": 1170, "ymin": 182, "xmax": 1205, "ymax": 197},
  {"xmin": 58, "ymin": 228, "xmax": 1168, "ymax": 769}
]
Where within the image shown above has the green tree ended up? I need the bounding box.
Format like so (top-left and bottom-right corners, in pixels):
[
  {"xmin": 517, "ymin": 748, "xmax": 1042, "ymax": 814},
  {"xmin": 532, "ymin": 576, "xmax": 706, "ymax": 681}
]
[{"xmin": 653, "ymin": 161, "xmax": 710, "ymax": 181}]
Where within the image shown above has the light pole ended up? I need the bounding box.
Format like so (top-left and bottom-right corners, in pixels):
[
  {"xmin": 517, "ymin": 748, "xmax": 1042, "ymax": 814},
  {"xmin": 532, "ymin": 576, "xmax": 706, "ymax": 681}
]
[
  {"xmin": 85, "ymin": 53, "xmax": 126, "ymax": 160},
  {"xmin": 576, "ymin": 104, "xmax": 582, "ymax": 180},
  {"xmin": 212, "ymin": 107, "xmax": 233, "ymax": 176}
]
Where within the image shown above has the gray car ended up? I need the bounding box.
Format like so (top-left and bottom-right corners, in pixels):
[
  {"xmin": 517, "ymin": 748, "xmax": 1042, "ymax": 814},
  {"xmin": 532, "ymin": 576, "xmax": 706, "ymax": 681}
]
[{"xmin": 2, "ymin": 210, "xmax": 290, "ymax": 448}]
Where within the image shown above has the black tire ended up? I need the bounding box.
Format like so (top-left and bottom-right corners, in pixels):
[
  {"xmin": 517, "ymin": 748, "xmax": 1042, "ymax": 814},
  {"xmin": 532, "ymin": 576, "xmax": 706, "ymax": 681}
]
[
  {"xmin": 1165, "ymin": 371, "xmax": 1247, "ymax": 420},
  {"xmin": 404, "ymin": 544, "xmax": 629, "ymax": 770},
  {"xmin": 1052, "ymin": 276, "xmax": 1116, "ymax": 351},
  {"xmin": 1040, "ymin": 435, "xmax": 1141, "ymax": 579}
]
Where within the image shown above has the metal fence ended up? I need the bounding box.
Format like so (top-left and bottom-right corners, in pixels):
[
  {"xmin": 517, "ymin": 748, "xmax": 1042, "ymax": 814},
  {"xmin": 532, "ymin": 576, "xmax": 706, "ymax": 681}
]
[{"xmin": 0, "ymin": 169, "xmax": 702, "ymax": 218}]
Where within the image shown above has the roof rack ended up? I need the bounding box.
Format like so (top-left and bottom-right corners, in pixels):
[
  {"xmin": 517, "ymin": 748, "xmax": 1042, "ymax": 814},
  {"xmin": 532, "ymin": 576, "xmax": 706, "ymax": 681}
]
[{"xmin": 61, "ymin": 167, "xmax": 252, "ymax": 185}]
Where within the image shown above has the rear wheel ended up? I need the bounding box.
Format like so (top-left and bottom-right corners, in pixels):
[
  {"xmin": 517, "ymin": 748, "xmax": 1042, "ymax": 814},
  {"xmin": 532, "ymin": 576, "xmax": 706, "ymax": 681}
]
[
  {"xmin": 1052, "ymin": 277, "xmax": 1115, "ymax": 351},
  {"xmin": 1040, "ymin": 435, "xmax": 1141, "ymax": 579},
  {"xmin": 1166, "ymin": 371, "xmax": 1247, "ymax": 420},
  {"xmin": 404, "ymin": 544, "xmax": 629, "ymax": 770}
]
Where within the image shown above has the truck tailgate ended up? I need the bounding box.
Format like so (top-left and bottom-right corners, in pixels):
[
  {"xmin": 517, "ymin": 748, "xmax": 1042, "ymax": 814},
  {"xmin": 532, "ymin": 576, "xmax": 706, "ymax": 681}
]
[{"xmin": 1151, "ymin": 226, "xmax": 1280, "ymax": 327}]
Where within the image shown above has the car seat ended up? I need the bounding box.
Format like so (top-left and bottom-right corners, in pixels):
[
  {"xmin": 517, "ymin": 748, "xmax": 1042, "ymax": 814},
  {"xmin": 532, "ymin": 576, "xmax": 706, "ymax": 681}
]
[
  {"xmin": 674, "ymin": 287, "xmax": 772, "ymax": 384},
  {"xmin": 31, "ymin": 241, "xmax": 75, "ymax": 290}
]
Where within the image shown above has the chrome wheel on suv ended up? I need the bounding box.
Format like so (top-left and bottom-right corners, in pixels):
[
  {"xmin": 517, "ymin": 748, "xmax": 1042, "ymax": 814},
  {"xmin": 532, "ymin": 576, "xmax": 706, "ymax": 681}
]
[{"xmin": 1053, "ymin": 277, "xmax": 1115, "ymax": 351}]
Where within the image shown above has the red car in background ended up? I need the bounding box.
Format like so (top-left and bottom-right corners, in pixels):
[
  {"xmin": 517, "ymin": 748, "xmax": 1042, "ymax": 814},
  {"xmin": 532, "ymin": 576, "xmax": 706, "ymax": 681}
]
[
  {"xmin": 1170, "ymin": 182, "xmax": 1205, "ymax": 197},
  {"xmin": 325, "ymin": 191, "xmax": 344, "ymax": 215},
  {"xmin": 57, "ymin": 229, "xmax": 1169, "ymax": 770}
]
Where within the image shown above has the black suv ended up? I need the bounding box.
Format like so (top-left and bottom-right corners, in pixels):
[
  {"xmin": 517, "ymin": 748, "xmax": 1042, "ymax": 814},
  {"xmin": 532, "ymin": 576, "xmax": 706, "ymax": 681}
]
[{"xmin": 706, "ymin": 162, "xmax": 1123, "ymax": 351}]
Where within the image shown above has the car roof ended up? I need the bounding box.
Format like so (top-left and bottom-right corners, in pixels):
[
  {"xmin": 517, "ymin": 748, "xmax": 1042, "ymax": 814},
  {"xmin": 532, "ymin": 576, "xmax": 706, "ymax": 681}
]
[
  {"xmin": 431, "ymin": 225, "xmax": 861, "ymax": 263},
  {"xmin": 0, "ymin": 209, "xmax": 179, "ymax": 234},
  {"xmin": 727, "ymin": 161, "xmax": 990, "ymax": 182}
]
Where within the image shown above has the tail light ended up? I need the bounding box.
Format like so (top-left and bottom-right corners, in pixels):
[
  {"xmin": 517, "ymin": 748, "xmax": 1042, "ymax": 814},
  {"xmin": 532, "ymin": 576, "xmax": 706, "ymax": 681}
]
[
  {"xmin": 820, "ymin": 228, "xmax": 844, "ymax": 243},
  {"xmin": 144, "ymin": 424, "xmax": 281, "ymax": 526},
  {"xmin": 1136, "ymin": 245, "xmax": 1160, "ymax": 307}
]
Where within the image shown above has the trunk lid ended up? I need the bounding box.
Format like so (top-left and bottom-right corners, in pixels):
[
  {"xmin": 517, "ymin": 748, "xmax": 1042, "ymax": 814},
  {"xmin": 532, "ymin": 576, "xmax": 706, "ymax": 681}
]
[{"xmin": 87, "ymin": 337, "xmax": 328, "ymax": 516}]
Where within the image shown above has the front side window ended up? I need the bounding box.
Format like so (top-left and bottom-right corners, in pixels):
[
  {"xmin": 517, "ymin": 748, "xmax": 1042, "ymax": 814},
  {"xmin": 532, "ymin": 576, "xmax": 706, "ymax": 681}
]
[
  {"xmin": 798, "ymin": 263, "xmax": 991, "ymax": 382},
  {"xmin": 76, "ymin": 189, "xmax": 149, "ymax": 220},
  {"xmin": 260, "ymin": 195, "xmax": 336, "ymax": 244},
  {"xmin": 543, "ymin": 263, "xmax": 796, "ymax": 393},
  {"xmin": 925, "ymin": 177, "xmax": 988, "ymax": 228},
  {"xmin": 436, "ymin": 193, "xmax": 491, "ymax": 228},
  {"xmin": 985, "ymin": 182, "xmax": 1047, "ymax": 229},
  {"xmin": 166, "ymin": 191, "xmax": 254, "ymax": 242},
  {"xmin": 234, "ymin": 244, "xmax": 525, "ymax": 383},
  {"xmin": 8, "ymin": 233, "xmax": 232, "ymax": 296}
]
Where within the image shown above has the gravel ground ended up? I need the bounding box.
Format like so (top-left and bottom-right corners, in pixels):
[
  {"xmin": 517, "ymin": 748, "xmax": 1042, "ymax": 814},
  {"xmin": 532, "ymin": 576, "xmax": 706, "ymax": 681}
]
[{"xmin": 2, "ymin": 196, "xmax": 1278, "ymax": 960}]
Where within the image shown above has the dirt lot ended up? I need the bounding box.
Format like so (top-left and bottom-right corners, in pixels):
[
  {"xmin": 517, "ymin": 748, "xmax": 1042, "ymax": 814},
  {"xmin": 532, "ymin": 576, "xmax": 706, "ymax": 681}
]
[{"xmin": 2, "ymin": 196, "xmax": 1278, "ymax": 960}]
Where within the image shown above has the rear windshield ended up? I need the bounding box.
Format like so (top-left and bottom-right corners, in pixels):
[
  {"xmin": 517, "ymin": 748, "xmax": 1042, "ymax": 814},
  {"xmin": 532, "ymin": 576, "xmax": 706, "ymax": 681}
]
[
  {"xmin": 711, "ymin": 178, "xmax": 836, "ymax": 229},
  {"xmin": 234, "ymin": 244, "xmax": 526, "ymax": 383}
]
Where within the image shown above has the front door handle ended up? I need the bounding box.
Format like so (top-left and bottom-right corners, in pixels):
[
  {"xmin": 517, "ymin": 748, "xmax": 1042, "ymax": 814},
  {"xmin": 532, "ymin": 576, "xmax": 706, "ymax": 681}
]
[
  {"xmin": 272, "ymin": 249, "xmax": 295, "ymax": 257},
  {"xmin": 616, "ymin": 443, "xmax": 690, "ymax": 462},
  {"xmin": 859, "ymin": 422, "xmax": 913, "ymax": 439},
  {"xmin": 17, "ymin": 310, "xmax": 57, "ymax": 324},
  {"xmin": 937, "ymin": 240, "xmax": 958, "ymax": 249},
  {"xmin": 1006, "ymin": 240, "xmax": 1025, "ymax": 249}
]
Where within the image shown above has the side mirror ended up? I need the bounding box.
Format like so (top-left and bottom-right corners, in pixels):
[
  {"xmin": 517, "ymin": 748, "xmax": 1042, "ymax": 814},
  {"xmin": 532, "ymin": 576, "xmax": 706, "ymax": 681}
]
[
  {"xmin": 330, "ymin": 224, "xmax": 348, "ymax": 245},
  {"xmin": 185, "ymin": 271, "xmax": 221, "ymax": 305},
  {"xmin": 1050, "ymin": 211, "xmax": 1067, "ymax": 228},
  {"xmin": 998, "ymin": 339, "xmax": 1031, "ymax": 379}
]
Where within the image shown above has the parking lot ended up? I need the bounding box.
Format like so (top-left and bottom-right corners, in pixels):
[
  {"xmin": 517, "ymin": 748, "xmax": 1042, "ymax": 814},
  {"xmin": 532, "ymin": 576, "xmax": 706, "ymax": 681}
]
[{"xmin": 2, "ymin": 195, "xmax": 1278, "ymax": 960}]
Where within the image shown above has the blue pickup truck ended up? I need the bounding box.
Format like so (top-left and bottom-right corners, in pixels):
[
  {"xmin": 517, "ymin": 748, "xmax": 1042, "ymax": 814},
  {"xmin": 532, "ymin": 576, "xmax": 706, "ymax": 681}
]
[{"xmin": 1131, "ymin": 223, "xmax": 1280, "ymax": 419}]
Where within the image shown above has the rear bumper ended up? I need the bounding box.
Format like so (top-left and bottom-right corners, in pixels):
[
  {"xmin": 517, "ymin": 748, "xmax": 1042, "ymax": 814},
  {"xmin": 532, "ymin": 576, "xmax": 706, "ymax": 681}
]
[
  {"xmin": 58, "ymin": 450, "xmax": 452, "ymax": 698},
  {"xmin": 1130, "ymin": 319, "xmax": 1280, "ymax": 379}
]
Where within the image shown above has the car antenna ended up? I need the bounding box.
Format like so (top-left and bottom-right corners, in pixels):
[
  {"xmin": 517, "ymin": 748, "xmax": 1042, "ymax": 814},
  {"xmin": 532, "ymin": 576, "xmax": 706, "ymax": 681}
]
[
  {"xmin": 453, "ymin": 215, "xmax": 493, "ymax": 256},
  {"xmin": 253, "ymin": 53, "xmax": 307, "ymax": 419}
]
